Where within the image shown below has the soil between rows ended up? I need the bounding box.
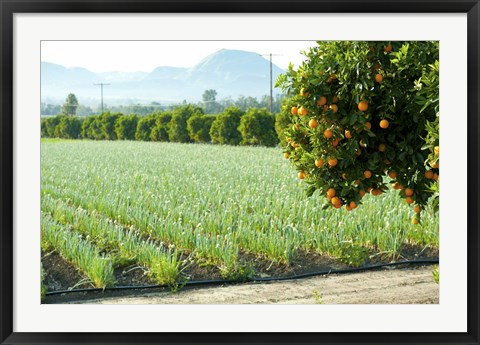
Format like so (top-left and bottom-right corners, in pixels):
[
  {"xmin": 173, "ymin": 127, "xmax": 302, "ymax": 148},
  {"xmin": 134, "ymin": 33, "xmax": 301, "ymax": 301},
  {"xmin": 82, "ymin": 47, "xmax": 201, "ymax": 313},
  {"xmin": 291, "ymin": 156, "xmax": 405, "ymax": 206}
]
[{"xmin": 42, "ymin": 244, "xmax": 438, "ymax": 304}]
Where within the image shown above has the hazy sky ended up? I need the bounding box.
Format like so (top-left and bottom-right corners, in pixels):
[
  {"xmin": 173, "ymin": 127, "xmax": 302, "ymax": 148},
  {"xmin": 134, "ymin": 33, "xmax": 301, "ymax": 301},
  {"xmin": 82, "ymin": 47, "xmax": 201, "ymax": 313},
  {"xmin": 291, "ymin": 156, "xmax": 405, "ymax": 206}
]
[{"xmin": 41, "ymin": 41, "xmax": 316, "ymax": 72}]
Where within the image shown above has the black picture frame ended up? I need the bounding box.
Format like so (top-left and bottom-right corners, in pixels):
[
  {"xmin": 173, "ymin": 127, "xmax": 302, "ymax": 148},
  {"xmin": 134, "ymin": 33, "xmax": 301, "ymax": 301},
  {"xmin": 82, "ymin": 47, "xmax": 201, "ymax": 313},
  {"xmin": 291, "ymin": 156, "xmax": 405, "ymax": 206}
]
[{"xmin": 1, "ymin": 1, "xmax": 479, "ymax": 344}]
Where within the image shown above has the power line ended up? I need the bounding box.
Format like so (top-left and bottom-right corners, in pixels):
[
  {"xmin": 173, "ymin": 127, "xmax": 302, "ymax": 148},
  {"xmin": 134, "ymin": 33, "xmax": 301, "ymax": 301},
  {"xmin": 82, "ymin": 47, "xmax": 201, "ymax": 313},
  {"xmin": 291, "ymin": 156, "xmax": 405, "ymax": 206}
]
[
  {"xmin": 259, "ymin": 53, "xmax": 282, "ymax": 113},
  {"xmin": 94, "ymin": 83, "xmax": 110, "ymax": 114}
]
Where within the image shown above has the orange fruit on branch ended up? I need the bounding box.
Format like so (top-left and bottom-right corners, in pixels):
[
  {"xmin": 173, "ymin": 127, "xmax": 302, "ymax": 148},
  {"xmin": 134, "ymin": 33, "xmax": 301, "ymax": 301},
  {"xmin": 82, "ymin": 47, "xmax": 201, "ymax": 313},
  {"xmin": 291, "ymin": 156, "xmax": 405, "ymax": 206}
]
[
  {"xmin": 328, "ymin": 157, "xmax": 338, "ymax": 167},
  {"xmin": 326, "ymin": 188, "xmax": 336, "ymax": 198},
  {"xmin": 358, "ymin": 101, "xmax": 369, "ymax": 112},
  {"xmin": 379, "ymin": 119, "xmax": 389, "ymax": 129},
  {"xmin": 324, "ymin": 129, "xmax": 333, "ymax": 139},
  {"xmin": 315, "ymin": 158, "xmax": 324, "ymax": 168},
  {"xmin": 316, "ymin": 96, "xmax": 327, "ymax": 106}
]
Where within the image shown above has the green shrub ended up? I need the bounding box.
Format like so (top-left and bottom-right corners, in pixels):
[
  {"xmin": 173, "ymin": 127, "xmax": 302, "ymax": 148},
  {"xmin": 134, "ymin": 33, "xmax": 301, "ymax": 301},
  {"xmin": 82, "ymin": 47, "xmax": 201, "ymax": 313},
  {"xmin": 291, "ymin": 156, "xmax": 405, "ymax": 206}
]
[
  {"xmin": 209, "ymin": 106, "xmax": 244, "ymax": 145},
  {"xmin": 99, "ymin": 112, "xmax": 121, "ymax": 140},
  {"xmin": 135, "ymin": 114, "xmax": 158, "ymax": 141},
  {"xmin": 41, "ymin": 116, "xmax": 61, "ymax": 138},
  {"xmin": 53, "ymin": 115, "xmax": 82, "ymax": 139},
  {"xmin": 115, "ymin": 114, "xmax": 139, "ymax": 140},
  {"xmin": 187, "ymin": 114, "xmax": 215, "ymax": 143},
  {"xmin": 168, "ymin": 105, "xmax": 204, "ymax": 143},
  {"xmin": 238, "ymin": 108, "xmax": 278, "ymax": 147},
  {"xmin": 150, "ymin": 112, "xmax": 172, "ymax": 142}
]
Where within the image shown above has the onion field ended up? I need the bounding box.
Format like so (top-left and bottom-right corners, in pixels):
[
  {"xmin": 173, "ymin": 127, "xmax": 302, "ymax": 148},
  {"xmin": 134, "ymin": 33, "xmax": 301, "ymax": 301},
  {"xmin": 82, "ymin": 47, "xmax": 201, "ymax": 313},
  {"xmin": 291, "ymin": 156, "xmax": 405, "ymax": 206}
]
[{"xmin": 41, "ymin": 139, "xmax": 439, "ymax": 292}]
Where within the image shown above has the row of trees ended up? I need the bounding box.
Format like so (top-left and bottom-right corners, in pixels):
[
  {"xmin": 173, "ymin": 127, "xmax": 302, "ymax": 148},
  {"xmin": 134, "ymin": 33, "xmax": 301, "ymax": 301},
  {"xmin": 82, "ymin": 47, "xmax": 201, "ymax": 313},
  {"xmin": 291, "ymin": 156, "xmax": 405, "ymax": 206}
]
[{"xmin": 41, "ymin": 104, "xmax": 281, "ymax": 147}]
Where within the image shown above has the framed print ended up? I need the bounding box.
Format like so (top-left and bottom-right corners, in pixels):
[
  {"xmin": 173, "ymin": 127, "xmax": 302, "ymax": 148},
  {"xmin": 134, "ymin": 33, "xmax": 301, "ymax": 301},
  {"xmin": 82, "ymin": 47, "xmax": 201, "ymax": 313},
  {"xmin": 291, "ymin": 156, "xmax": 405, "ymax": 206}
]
[{"xmin": 1, "ymin": 1, "xmax": 479, "ymax": 344}]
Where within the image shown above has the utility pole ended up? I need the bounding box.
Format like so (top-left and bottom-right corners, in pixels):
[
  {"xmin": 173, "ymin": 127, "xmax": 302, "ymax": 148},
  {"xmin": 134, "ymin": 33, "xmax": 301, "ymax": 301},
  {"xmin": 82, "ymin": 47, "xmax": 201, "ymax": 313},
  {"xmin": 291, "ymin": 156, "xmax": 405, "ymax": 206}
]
[
  {"xmin": 259, "ymin": 53, "xmax": 282, "ymax": 113},
  {"xmin": 94, "ymin": 83, "xmax": 110, "ymax": 114}
]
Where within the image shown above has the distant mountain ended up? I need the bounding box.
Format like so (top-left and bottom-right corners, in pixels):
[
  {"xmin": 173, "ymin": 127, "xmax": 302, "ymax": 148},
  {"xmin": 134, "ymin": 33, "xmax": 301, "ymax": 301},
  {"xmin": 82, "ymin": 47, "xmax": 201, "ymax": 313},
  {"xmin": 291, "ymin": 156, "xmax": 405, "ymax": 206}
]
[
  {"xmin": 144, "ymin": 66, "xmax": 186, "ymax": 80},
  {"xmin": 41, "ymin": 49, "xmax": 285, "ymax": 105},
  {"xmin": 100, "ymin": 71, "xmax": 148, "ymax": 82},
  {"xmin": 41, "ymin": 62, "xmax": 99, "ymax": 86}
]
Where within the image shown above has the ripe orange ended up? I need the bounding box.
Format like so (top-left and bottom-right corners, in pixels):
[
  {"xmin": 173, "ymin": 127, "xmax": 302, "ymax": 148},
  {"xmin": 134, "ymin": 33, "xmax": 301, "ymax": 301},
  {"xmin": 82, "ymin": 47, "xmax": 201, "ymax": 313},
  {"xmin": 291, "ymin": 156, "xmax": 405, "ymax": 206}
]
[
  {"xmin": 425, "ymin": 170, "xmax": 434, "ymax": 179},
  {"xmin": 372, "ymin": 188, "xmax": 383, "ymax": 196},
  {"xmin": 345, "ymin": 130, "xmax": 352, "ymax": 139},
  {"xmin": 364, "ymin": 170, "xmax": 372, "ymax": 179},
  {"xmin": 412, "ymin": 217, "xmax": 419, "ymax": 225},
  {"xmin": 298, "ymin": 106, "xmax": 308, "ymax": 116},
  {"xmin": 309, "ymin": 119, "xmax": 319, "ymax": 129},
  {"xmin": 434, "ymin": 146, "xmax": 439, "ymax": 155},
  {"xmin": 379, "ymin": 119, "xmax": 389, "ymax": 129},
  {"xmin": 332, "ymin": 138, "xmax": 340, "ymax": 147},
  {"xmin": 283, "ymin": 152, "xmax": 289, "ymax": 159},
  {"xmin": 291, "ymin": 106, "xmax": 298, "ymax": 115},
  {"xmin": 405, "ymin": 196, "xmax": 414, "ymax": 204},
  {"xmin": 405, "ymin": 188, "xmax": 414, "ymax": 196},
  {"xmin": 359, "ymin": 190, "xmax": 366, "ymax": 198},
  {"xmin": 331, "ymin": 196, "xmax": 342, "ymax": 207},
  {"xmin": 298, "ymin": 171, "xmax": 306, "ymax": 179},
  {"xmin": 375, "ymin": 74, "xmax": 383, "ymax": 83},
  {"xmin": 350, "ymin": 201, "xmax": 357, "ymax": 209},
  {"xmin": 315, "ymin": 158, "xmax": 324, "ymax": 168},
  {"xmin": 384, "ymin": 43, "xmax": 393, "ymax": 52},
  {"xmin": 332, "ymin": 95, "xmax": 339, "ymax": 103},
  {"xmin": 316, "ymin": 96, "xmax": 327, "ymax": 106},
  {"xmin": 326, "ymin": 188, "xmax": 336, "ymax": 198},
  {"xmin": 378, "ymin": 143, "xmax": 386, "ymax": 152},
  {"xmin": 358, "ymin": 101, "xmax": 369, "ymax": 112},
  {"xmin": 414, "ymin": 204, "xmax": 421, "ymax": 213},
  {"xmin": 328, "ymin": 157, "xmax": 338, "ymax": 167},
  {"xmin": 388, "ymin": 171, "xmax": 397, "ymax": 179},
  {"xmin": 433, "ymin": 173, "xmax": 439, "ymax": 181},
  {"xmin": 341, "ymin": 172, "xmax": 347, "ymax": 180},
  {"xmin": 329, "ymin": 104, "xmax": 338, "ymax": 113},
  {"xmin": 354, "ymin": 179, "xmax": 360, "ymax": 186},
  {"xmin": 345, "ymin": 205, "xmax": 352, "ymax": 211},
  {"xmin": 330, "ymin": 73, "xmax": 337, "ymax": 80},
  {"xmin": 356, "ymin": 148, "xmax": 362, "ymax": 156},
  {"xmin": 365, "ymin": 122, "xmax": 372, "ymax": 130},
  {"xmin": 324, "ymin": 129, "xmax": 333, "ymax": 139}
]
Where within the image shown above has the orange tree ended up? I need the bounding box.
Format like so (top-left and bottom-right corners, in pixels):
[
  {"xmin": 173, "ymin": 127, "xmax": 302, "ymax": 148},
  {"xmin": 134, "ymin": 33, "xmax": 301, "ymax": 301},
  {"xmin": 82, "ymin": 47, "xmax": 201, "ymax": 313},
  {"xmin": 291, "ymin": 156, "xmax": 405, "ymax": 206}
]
[{"xmin": 276, "ymin": 41, "xmax": 439, "ymax": 220}]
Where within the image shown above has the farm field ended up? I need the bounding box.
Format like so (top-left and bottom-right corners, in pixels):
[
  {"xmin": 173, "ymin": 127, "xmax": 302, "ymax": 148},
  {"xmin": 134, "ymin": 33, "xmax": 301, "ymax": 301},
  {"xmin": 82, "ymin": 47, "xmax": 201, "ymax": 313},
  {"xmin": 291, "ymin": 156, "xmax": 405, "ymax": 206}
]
[{"xmin": 41, "ymin": 139, "xmax": 439, "ymax": 296}]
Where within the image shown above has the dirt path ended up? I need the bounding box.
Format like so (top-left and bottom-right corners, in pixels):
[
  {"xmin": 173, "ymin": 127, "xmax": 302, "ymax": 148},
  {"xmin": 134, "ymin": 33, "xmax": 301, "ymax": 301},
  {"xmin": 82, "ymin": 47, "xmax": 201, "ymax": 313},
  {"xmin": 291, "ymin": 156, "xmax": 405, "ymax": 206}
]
[{"xmin": 70, "ymin": 266, "xmax": 438, "ymax": 304}]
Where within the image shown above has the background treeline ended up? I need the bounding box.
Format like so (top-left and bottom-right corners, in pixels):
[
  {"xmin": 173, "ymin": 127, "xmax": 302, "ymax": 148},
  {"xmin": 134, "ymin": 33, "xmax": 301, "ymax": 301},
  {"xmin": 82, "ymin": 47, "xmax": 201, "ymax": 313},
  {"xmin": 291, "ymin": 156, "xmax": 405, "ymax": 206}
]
[
  {"xmin": 41, "ymin": 104, "xmax": 288, "ymax": 147},
  {"xmin": 41, "ymin": 92, "xmax": 286, "ymax": 116}
]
